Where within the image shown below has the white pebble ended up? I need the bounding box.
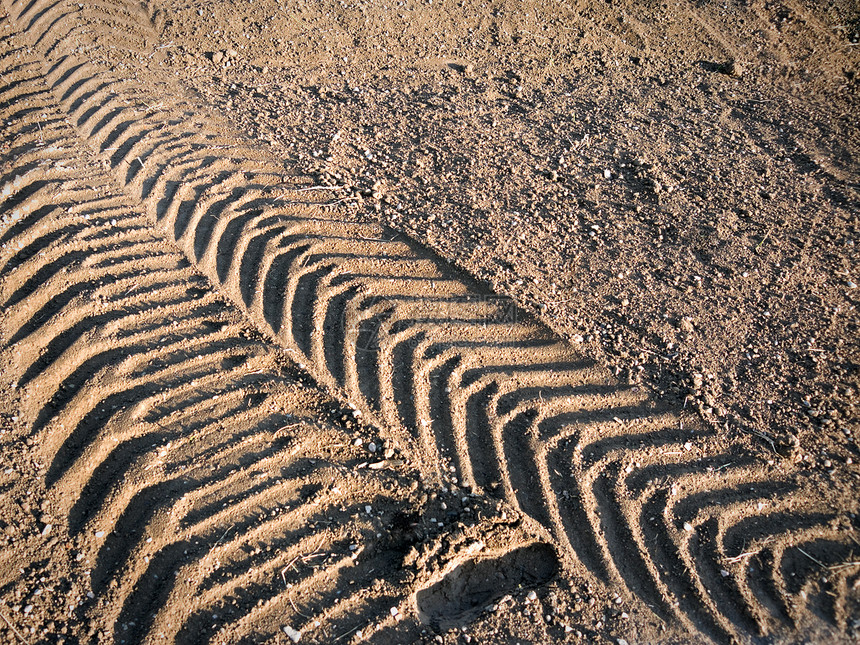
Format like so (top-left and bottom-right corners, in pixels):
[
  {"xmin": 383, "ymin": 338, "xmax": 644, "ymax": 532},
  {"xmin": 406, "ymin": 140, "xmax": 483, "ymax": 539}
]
[
  {"xmin": 283, "ymin": 625, "xmax": 301, "ymax": 642},
  {"xmin": 389, "ymin": 606, "xmax": 399, "ymax": 617},
  {"xmin": 683, "ymin": 522, "xmax": 694, "ymax": 532},
  {"xmin": 603, "ymin": 169, "xmax": 612, "ymax": 179}
]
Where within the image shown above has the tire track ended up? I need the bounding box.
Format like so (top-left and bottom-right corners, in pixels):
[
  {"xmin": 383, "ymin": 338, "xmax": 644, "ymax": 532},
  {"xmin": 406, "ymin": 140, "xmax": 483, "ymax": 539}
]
[
  {"xmin": 2, "ymin": 2, "xmax": 859, "ymax": 643},
  {"xmin": 0, "ymin": 32, "xmax": 550, "ymax": 644}
]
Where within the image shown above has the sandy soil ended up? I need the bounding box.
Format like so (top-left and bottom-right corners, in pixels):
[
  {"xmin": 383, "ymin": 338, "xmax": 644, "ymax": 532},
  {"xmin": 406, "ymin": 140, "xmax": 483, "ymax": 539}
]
[{"xmin": 0, "ymin": 0, "xmax": 858, "ymax": 643}]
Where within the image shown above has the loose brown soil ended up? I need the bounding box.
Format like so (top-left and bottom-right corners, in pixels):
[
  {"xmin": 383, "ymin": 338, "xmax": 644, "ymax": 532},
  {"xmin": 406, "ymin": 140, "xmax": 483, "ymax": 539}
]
[{"xmin": 0, "ymin": 0, "xmax": 858, "ymax": 644}]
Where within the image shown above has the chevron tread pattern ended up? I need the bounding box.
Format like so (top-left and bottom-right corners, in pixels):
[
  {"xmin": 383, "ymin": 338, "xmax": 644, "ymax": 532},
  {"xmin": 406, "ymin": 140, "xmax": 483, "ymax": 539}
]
[{"xmin": 1, "ymin": 2, "xmax": 858, "ymax": 643}]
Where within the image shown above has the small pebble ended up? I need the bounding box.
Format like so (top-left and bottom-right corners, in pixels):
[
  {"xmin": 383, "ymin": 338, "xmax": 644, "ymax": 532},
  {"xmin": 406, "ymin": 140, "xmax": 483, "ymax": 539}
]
[
  {"xmin": 683, "ymin": 522, "xmax": 694, "ymax": 532},
  {"xmin": 603, "ymin": 169, "xmax": 612, "ymax": 179},
  {"xmin": 283, "ymin": 625, "xmax": 301, "ymax": 643}
]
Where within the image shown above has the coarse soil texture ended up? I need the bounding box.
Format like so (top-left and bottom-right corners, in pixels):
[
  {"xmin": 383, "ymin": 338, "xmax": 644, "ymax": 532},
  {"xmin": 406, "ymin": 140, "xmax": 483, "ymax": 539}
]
[{"xmin": 0, "ymin": 1, "xmax": 858, "ymax": 644}]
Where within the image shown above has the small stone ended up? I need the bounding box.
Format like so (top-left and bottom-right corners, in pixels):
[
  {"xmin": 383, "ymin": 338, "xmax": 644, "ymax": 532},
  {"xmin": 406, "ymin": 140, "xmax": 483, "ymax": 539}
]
[
  {"xmin": 724, "ymin": 59, "xmax": 744, "ymax": 77},
  {"xmin": 680, "ymin": 317, "xmax": 695, "ymax": 333},
  {"xmin": 603, "ymin": 169, "xmax": 612, "ymax": 179},
  {"xmin": 41, "ymin": 523, "xmax": 52, "ymax": 537},
  {"xmin": 95, "ymin": 531, "xmax": 105, "ymax": 538},
  {"xmin": 212, "ymin": 51, "xmax": 224, "ymax": 65},
  {"xmin": 283, "ymin": 625, "xmax": 301, "ymax": 643},
  {"xmin": 683, "ymin": 522, "xmax": 694, "ymax": 532},
  {"xmin": 368, "ymin": 442, "xmax": 377, "ymax": 453},
  {"xmin": 464, "ymin": 63, "xmax": 475, "ymax": 75},
  {"xmin": 389, "ymin": 606, "xmax": 399, "ymax": 617},
  {"xmin": 527, "ymin": 590, "xmax": 537, "ymax": 601}
]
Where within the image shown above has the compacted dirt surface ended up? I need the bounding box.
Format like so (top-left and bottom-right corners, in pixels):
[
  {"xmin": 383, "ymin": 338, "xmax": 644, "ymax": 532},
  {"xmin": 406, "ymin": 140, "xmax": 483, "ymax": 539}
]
[{"xmin": 0, "ymin": 1, "xmax": 858, "ymax": 644}]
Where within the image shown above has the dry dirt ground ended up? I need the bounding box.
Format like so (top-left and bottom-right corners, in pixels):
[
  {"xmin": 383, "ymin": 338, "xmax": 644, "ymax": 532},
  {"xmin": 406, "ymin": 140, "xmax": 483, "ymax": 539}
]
[{"xmin": 0, "ymin": 0, "xmax": 858, "ymax": 644}]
